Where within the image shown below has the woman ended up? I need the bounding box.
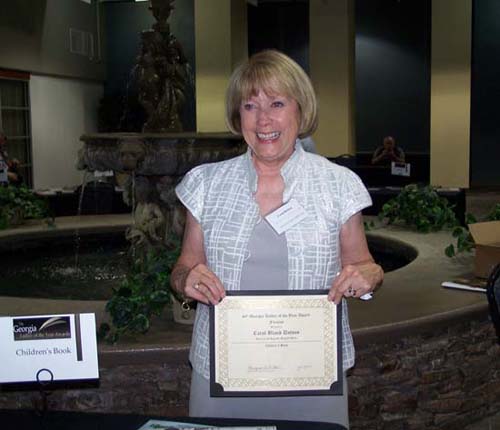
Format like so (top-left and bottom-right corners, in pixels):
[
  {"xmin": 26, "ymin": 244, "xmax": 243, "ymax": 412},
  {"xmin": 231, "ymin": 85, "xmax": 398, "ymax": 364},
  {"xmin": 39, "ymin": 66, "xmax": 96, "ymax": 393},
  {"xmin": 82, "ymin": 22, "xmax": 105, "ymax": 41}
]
[{"xmin": 171, "ymin": 50, "xmax": 383, "ymax": 428}]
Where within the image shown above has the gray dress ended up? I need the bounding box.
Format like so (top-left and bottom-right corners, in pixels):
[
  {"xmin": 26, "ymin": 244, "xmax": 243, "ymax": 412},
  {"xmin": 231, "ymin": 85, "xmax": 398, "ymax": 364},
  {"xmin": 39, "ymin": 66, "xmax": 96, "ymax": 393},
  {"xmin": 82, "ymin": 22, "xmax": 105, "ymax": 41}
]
[{"xmin": 189, "ymin": 220, "xmax": 349, "ymax": 428}]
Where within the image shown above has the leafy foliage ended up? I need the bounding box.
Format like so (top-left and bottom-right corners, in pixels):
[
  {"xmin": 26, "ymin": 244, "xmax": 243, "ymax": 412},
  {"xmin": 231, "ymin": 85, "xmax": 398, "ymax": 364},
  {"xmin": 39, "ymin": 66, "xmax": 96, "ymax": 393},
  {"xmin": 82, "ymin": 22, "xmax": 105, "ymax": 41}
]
[
  {"xmin": 0, "ymin": 185, "xmax": 48, "ymax": 229},
  {"xmin": 378, "ymin": 184, "xmax": 458, "ymax": 233},
  {"xmin": 364, "ymin": 220, "xmax": 375, "ymax": 231},
  {"xmin": 445, "ymin": 203, "xmax": 500, "ymax": 257},
  {"xmin": 99, "ymin": 239, "xmax": 181, "ymax": 343}
]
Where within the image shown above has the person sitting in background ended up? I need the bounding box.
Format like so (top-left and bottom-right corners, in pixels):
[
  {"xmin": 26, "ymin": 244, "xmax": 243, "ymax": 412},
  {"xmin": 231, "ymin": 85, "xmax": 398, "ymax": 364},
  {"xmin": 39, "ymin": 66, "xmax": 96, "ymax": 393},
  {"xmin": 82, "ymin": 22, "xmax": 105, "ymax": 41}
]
[
  {"xmin": 0, "ymin": 132, "xmax": 21, "ymax": 185},
  {"xmin": 371, "ymin": 135, "xmax": 405, "ymax": 165}
]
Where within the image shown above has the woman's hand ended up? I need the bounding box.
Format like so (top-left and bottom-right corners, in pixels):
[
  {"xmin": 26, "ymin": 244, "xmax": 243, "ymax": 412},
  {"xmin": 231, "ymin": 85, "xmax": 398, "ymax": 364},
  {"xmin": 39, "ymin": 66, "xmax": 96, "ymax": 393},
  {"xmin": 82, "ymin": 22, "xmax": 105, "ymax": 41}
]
[
  {"xmin": 328, "ymin": 212, "xmax": 384, "ymax": 304},
  {"xmin": 170, "ymin": 210, "xmax": 225, "ymax": 306},
  {"xmin": 172, "ymin": 262, "xmax": 225, "ymax": 306},
  {"xmin": 328, "ymin": 262, "xmax": 383, "ymax": 304}
]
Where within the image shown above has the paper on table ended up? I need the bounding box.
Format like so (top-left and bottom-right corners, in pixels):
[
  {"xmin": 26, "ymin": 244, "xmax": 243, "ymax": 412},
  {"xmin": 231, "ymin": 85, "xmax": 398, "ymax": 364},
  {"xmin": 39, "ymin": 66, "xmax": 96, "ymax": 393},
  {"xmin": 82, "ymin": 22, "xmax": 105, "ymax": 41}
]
[
  {"xmin": 137, "ymin": 420, "xmax": 276, "ymax": 430},
  {"xmin": 441, "ymin": 281, "xmax": 487, "ymax": 293}
]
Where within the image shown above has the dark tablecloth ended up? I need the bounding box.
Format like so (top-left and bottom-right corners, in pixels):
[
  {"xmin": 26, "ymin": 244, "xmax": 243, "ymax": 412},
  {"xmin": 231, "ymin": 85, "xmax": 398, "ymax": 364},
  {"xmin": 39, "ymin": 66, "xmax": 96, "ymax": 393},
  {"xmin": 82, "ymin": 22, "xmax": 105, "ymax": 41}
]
[{"xmin": 0, "ymin": 409, "xmax": 346, "ymax": 430}]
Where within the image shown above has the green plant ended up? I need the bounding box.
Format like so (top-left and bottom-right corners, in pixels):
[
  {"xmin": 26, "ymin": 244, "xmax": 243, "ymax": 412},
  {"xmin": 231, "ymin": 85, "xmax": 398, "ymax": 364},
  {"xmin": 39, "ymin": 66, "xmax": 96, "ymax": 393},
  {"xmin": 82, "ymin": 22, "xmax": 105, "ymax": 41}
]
[
  {"xmin": 99, "ymin": 239, "xmax": 181, "ymax": 343},
  {"xmin": 364, "ymin": 220, "xmax": 375, "ymax": 231},
  {"xmin": 378, "ymin": 184, "xmax": 458, "ymax": 233},
  {"xmin": 486, "ymin": 203, "xmax": 500, "ymax": 221},
  {"xmin": 0, "ymin": 185, "xmax": 48, "ymax": 229},
  {"xmin": 445, "ymin": 204, "xmax": 500, "ymax": 257}
]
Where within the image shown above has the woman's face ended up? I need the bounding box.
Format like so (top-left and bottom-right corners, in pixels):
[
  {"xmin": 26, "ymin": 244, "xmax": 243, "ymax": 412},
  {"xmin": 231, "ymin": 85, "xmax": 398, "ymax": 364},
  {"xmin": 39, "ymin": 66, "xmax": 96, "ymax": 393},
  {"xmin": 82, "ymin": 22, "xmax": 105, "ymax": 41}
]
[{"xmin": 239, "ymin": 90, "xmax": 300, "ymax": 167}]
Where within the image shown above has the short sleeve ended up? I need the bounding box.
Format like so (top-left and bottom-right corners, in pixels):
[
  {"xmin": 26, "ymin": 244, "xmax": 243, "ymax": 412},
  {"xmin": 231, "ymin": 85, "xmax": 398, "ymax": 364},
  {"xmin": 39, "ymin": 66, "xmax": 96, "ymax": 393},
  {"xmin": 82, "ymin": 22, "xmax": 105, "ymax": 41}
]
[
  {"xmin": 175, "ymin": 166, "xmax": 205, "ymax": 224},
  {"xmin": 339, "ymin": 167, "xmax": 372, "ymax": 224}
]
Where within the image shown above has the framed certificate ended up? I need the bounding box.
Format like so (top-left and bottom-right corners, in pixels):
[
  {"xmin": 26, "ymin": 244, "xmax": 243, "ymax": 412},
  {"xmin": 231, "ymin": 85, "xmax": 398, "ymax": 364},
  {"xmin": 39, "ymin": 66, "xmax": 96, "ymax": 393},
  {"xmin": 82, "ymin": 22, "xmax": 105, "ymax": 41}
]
[{"xmin": 209, "ymin": 290, "xmax": 342, "ymax": 397}]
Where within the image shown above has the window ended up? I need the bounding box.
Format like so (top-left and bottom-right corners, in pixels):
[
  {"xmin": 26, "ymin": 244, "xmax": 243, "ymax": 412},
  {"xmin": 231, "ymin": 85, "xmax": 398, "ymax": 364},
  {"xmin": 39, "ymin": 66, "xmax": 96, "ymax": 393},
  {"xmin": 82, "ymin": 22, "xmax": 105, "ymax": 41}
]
[{"xmin": 0, "ymin": 72, "xmax": 32, "ymax": 187}]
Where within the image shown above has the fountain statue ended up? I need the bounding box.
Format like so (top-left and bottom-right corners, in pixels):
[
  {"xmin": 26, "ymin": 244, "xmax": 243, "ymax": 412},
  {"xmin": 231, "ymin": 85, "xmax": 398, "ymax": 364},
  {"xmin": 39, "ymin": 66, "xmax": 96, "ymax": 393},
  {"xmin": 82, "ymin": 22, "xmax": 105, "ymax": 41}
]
[
  {"xmin": 137, "ymin": 0, "xmax": 188, "ymax": 132},
  {"xmin": 77, "ymin": 0, "xmax": 245, "ymax": 257}
]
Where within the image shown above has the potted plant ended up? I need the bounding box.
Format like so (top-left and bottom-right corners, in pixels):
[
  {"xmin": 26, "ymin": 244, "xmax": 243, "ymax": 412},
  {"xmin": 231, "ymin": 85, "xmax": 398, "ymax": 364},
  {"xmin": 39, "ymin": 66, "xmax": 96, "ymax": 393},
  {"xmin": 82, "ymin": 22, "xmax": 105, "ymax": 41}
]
[
  {"xmin": 378, "ymin": 184, "xmax": 458, "ymax": 233},
  {"xmin": 0, "ymin": 184, "xmax": 48, "ymax": 229}
]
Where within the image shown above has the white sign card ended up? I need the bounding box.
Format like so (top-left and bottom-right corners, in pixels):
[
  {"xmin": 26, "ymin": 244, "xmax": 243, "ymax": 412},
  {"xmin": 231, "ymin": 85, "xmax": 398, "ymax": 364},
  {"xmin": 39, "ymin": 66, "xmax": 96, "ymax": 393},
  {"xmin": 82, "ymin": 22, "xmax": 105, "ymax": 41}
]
[
  {"xmin": 391, "ymin": 161, "xmax": 411, "ymax": 177},
  {"xmin": 0, "ymin": 313, "xmax": 99, "ymax": 384}
]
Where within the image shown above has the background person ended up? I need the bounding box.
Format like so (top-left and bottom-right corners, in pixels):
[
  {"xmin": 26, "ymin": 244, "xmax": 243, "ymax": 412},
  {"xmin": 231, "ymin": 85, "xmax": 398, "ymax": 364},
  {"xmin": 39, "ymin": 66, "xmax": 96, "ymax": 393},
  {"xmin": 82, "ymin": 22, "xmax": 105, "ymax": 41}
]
[
  {"xmin": 371, "ymin": 135, "xmax": 405, "ymax": 165},
  {"xmin": 171, "ymin": 50, "xmax": 383, "ymax": 428},
  {"xmin": 0, "ymin": 131, "xmax": 21, "ymax": 185}
]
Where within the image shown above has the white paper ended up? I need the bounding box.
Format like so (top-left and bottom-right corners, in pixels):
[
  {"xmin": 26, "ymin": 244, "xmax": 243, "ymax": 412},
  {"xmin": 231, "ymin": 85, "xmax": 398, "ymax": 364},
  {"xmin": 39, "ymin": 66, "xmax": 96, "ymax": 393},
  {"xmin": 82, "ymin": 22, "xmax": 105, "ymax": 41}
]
[
  {"xmin": 137, "ymin": 420, "xmax": 276, "ymax": 430},
  {"xmin": 441, "ymin": 282, "xmax": 487, "ymax": 293},
  {"xmin": 214, "ymin": 295, "xmax": 338, "ymax": 392}
]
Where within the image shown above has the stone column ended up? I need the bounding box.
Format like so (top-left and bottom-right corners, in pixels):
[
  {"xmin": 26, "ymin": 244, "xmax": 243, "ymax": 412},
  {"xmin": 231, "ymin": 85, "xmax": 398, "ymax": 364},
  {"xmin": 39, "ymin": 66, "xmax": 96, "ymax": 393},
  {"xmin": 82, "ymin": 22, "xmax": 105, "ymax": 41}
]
[
  {"xmin": 194, "ymin": 0, "xmax": 247, "ymax": 132},
  {"xmin": 430, "ymin": 0, "xmax": 472, "ymax": 188},
  {"xmin": 309, "ymin": 0, "xmax": 355, "ymax": 157}
]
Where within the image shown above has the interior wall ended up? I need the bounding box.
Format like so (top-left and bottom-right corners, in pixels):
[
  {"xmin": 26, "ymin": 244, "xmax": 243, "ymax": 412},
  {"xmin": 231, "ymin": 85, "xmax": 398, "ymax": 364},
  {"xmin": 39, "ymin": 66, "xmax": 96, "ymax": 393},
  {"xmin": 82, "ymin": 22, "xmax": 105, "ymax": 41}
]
[
  {"xmin": 430, "ymin": 0, "xmax": 471, "ymax": 188},
  {"xmin": 248, "ymin": 1, "xmax": 309, "ymax": 72},
  {"xmin": 470, "ymin": 0, "xmax": 500, "ymax": 187},
  {"xmin": 30, "ymin": 75, "xmax": 103, "ymax": 189},
  {"xmin": 0, "ymin": 0, "xmax": 104, "ymax": 81},
  {"xmin": 355, "ymin": 0, "xmax": 430, "ymax": 155}
]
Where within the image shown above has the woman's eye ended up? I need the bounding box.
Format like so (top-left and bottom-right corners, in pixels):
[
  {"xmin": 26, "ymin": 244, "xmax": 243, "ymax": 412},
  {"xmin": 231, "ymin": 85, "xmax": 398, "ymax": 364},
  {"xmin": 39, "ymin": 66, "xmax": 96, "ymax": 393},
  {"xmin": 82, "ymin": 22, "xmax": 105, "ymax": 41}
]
[
  {"xmin": 243, "ymin": 103, "xmax": 255, "ymax": 111},
  {"xmin": 271, "ymin": 101, "xmax": 284, "ymax": 108}
]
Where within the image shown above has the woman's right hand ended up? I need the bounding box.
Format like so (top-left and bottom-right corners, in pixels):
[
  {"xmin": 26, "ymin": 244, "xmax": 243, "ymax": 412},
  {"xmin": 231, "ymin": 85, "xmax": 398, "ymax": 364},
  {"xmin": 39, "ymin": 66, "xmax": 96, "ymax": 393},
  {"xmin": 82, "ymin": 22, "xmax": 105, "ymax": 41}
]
[
  {"xmin": 170, "ymin": 210, "xmax": 225, "ymax": 306},
  {"xmin": 180, "ymin": 263, "xmax": 225, "ymax": 306}
]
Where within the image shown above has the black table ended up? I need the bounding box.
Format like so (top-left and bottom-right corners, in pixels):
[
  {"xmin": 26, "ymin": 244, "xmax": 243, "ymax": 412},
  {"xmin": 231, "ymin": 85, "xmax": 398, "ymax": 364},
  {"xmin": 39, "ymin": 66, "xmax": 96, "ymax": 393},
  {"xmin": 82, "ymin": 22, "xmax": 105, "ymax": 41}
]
[{"xmin": 0, "ymin": 409, "xmax": 346, "ymax": 430}]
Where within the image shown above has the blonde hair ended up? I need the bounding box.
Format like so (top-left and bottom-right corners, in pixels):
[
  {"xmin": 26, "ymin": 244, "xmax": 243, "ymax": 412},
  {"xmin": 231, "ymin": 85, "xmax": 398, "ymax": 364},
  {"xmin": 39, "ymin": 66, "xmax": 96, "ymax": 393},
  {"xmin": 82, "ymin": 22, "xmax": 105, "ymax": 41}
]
[{"xmin": 225, "ymin": 50, "xmax": 318, "ymax": 138}]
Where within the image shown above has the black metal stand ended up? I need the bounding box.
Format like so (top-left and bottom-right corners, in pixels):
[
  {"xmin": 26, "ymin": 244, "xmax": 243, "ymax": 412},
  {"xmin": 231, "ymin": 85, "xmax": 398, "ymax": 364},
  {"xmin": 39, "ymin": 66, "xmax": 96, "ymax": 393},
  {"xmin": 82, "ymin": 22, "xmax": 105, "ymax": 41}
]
[{"xmin": 34, "ymin": 368, "xmax": 54, "ymax": 418}]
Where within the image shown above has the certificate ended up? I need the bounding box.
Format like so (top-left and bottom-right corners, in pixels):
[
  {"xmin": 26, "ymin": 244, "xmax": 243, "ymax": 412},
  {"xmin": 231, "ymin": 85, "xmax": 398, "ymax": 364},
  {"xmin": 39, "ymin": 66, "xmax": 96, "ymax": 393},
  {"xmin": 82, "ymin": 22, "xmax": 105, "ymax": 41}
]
[{"xmin": 209, "ymin": 290, "xmax": 342, "ymax": 397}]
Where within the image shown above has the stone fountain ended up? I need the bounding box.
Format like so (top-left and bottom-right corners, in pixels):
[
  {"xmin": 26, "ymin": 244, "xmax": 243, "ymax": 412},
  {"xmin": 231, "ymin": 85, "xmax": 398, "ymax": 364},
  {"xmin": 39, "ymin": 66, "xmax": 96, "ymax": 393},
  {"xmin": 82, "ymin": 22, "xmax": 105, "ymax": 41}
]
[{"xmin": 77, "ymin": 0, "xmax": 245, "ymax": 255}]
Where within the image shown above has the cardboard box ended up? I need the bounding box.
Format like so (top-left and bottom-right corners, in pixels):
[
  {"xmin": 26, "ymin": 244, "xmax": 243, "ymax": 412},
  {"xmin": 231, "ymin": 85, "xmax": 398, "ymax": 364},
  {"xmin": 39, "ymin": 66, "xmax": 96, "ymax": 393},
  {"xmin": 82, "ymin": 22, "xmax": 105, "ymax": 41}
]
[{"xmin": 469, "ymin": 221, "xmax": 500, "ymax": 279}]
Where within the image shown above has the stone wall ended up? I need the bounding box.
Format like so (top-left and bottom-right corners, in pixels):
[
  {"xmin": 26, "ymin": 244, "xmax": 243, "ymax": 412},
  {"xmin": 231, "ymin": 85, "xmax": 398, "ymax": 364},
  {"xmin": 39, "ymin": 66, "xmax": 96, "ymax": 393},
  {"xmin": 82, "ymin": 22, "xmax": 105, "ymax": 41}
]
[
  {"xmin": 350, "ymin": 317, "xmax": 500, "ymax": 430},
  {"xmin": 0, "ymin": 357, "xmax": 191, "ymax": 417},
  {"xmin": 1, "ymin": 315, "xmax": 499, "ymax": 429}
]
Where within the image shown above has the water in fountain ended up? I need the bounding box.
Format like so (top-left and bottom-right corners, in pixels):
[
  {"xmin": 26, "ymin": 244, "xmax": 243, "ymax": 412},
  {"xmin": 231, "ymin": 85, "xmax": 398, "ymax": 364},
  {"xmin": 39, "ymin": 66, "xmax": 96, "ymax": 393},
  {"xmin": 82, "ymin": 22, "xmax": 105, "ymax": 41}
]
[
  {"xmin": 74, "ymin": 170, "xmax": 92, "ymax": 270},
  {"xmin": 0, "ymin": 231, "xmax": 129, "ymax": 300}
]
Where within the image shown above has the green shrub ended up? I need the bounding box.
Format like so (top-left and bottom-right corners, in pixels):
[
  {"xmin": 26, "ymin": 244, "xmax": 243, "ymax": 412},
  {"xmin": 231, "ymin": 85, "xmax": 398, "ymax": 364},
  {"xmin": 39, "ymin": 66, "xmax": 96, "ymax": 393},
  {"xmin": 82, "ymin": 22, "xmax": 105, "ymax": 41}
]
[
  {"xmin": 379, "ymin": 184, "xmax": 458, "ymax": 233},
  {"xmin": 0, "ymin": 185, "xmax": 48, "ymax": 229}
]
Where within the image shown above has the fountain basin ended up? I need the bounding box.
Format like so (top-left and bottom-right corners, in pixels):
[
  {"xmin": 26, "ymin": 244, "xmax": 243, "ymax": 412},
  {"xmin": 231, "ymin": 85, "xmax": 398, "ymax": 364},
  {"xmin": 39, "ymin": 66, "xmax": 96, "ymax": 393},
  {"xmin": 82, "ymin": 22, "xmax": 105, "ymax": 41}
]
[{"xmin": 0, "ymin": 223, "xmax": 417, "ymax": 301}]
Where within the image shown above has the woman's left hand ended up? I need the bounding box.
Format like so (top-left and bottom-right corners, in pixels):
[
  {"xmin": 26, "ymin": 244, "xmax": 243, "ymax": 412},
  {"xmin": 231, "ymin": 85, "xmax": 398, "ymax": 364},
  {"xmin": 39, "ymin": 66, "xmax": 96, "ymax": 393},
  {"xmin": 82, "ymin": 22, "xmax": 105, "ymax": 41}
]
[
  {"xmin": 328, "ymin": 262, "xmax": 382, "ymax": 304},
  {"xmin": 327, "ymin": 213, "xmax": 384, "ymax": 304}
]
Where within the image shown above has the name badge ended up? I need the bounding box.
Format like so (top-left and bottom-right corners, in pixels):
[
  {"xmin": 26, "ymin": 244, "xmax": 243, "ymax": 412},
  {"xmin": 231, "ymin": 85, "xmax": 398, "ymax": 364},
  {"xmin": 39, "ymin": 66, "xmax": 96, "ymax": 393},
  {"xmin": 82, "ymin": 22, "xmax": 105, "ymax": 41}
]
[{"xmin": 265, "ymin": 199, "xmax": 308, "ymax": 235}]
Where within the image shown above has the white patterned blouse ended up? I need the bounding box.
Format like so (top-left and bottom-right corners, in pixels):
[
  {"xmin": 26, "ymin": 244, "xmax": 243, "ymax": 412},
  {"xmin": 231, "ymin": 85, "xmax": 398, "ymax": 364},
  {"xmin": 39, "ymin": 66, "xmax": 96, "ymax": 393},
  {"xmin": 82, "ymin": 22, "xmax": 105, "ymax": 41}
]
[{"xmin": 175, "ymin": 141, "xmax": 372, "ymax": 379}]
